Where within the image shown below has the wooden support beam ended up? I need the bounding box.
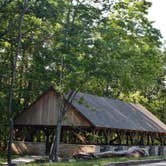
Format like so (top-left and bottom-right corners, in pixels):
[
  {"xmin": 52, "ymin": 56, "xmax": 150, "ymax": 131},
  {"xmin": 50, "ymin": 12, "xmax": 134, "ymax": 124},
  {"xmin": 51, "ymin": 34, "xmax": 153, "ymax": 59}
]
[
  {"xmin": 126, "ymin": 132, "xmax": 129, "ymax": 145},
  {"xmin": 150, "ymin": 134, "xmax": 154, "ymax": 145},
  {"xmin": 105, "ymin": 129, "xmax": 111, "ymax": 145},
  {"xmin": 109, "ymin": 136, "xmax": 119, "ymax": 145},
  {"xmin": 129, "ymin": 132, "xmax": 133, "ymax": 145},
  {"xmin": 139, "ymin": 133, "xmax": 144, "ymax": 146},
  {"xmin": 147, "ymin": 133, "xmax": 150, "ymax": 145},
  {"xmin": 92, "ymin": 128, "xmax": 97, "ymax": 144},
  {"xmin": 71, "ymin": 130, "xmax": 87, "ymax": 144},
  {"xmin": 158, "ymin": 133, "xmax": 164, "ymax": 146},
  {"xmin": 117, "ymin": 131, "xmax": 122, "ymax": 145}
]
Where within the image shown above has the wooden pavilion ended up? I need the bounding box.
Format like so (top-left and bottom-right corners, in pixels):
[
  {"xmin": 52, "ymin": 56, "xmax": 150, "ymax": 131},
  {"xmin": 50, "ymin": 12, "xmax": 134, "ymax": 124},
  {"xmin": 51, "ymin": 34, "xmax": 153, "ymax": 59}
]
[{"xmin": 14, "ymin": 87, "xmax": 166, "ymax": 154}]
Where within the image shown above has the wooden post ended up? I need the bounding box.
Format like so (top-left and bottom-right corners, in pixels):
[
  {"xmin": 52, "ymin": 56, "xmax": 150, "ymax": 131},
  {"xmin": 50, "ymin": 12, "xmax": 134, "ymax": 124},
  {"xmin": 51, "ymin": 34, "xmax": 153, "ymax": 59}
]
[
  {"xmin": 139, "ymin": 133, "xmax": 144, "ymax": 146},
  {"xmin": 151, "ymin": 134, "xmax": 154, "ymax": 145},
  {"xmin": 158, "ymin": 133, "xmax": 163, "ymax": 146},
  {"xmin": 117, "ymin": 131, "xmax": 122, "ymax": 145},
  {"xmin": 147, "ymin": 133, "xmax": 150, "ymax": 145},
  {"xmin": 43, "ymin": 129, "xmax": 51, "ymax": 155},
  {"xmin": 126, "ymin": 132, "xmax": 129, "ymax": 145},
  {"xmin": 36, "ymin": 129, "xmax": 41, "ymax": 142},
  {"xmin": 96, "ymin": 129, "xmax": 100, "ymax": 144},
  {"xmin": 106, "ymin": 129, "xmax": 111, "ymax": 145},
  {"xmin": 129, "ymin": 132, "xmax": 133, "ymax": 145},
  {"xmin": 92, "ymin": 128, "xmax": 96, "ymax": 144},
  {"xmin": 30, "ymin": 127, "xmax": 35, "ymax": 142},
  {"xmin": 158, "ymin": 133, "xmax": 164, "ymax": 156},
  {"xmin": 60, "ymin": 127, "xmax": 64, "ymax": 143}
]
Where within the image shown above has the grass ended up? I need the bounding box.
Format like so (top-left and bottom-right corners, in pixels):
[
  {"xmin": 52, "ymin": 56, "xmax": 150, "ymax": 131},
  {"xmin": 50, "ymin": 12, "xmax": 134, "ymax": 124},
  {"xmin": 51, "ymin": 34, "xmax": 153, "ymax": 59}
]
[
  {"xmin": 0, "ymin": 152, "xmax": 20, "ymax": 164},
  {"xmin": 26, "ymin": 156, "xmax": 166, "ymax": 166},
  {"xmin": 0, "ymin": 152, "xmax": 7, "ymax": 164},
  {"xmin": 0, "ymin": 153, "xmax": 165, "ymax": 166}
]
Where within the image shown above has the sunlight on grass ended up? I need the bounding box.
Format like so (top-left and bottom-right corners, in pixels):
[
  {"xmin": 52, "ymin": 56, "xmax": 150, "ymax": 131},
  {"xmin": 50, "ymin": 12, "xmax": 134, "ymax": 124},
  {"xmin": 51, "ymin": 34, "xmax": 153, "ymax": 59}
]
[
  {"xmin": 0, "ymin": 153, "xmax": 7, "ymax": 164},
  {"xmin": 26, "ymin": 156, "xmax": 166, "ymax": 166},
  {"xmin": 0, "ymin": 153, "xmax": 165, "ymax": 166}
]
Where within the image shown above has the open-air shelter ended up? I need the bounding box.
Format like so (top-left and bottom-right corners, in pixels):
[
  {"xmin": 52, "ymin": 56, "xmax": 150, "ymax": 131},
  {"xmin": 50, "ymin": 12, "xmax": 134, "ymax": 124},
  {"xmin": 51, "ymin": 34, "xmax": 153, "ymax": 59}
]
[{"xmin": 13, "ymin": 87, "xmax": 166, "ymax": 155}]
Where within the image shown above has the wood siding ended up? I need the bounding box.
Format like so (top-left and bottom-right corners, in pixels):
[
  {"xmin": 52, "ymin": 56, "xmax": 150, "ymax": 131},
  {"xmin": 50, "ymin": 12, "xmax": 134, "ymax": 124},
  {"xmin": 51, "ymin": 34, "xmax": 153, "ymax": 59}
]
[
  {"xmin": 63, "ymin": 108, "xmax": 91, "ymax": 126},
  {"xmin": 15, "ymin": 89, "xmax": 91, "ymax": 127}
]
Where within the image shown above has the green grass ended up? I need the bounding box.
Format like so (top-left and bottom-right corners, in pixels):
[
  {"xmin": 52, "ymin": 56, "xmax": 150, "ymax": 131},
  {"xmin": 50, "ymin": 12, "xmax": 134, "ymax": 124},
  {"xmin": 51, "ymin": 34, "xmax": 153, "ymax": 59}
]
[
  {"xmin": 0, "ymin": 152, "xmax": 7, "ymax": 164},
  {"xmin": 0, "ymin": 152, "xmax": 20, "ymax": 164},
  {"xmin": 26, "ymin": 156, "xmax": 166, "ymax": 166},
  {"xmin": 0, "ymin": 154, "xmax": 165, "ymax": 166}
]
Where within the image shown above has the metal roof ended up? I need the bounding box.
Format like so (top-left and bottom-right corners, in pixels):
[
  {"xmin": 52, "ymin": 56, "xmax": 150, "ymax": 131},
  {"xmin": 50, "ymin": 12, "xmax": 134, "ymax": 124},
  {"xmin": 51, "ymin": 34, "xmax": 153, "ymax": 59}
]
[{"xmin": 72, "ymin": 92, "xmax": 166, "ymax": 133}]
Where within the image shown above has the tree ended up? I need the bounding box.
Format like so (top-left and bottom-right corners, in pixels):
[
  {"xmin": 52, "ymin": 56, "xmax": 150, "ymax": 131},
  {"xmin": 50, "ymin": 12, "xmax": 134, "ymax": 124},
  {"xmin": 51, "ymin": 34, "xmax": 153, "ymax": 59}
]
[
  {"xmin": 7, "ymin": 0, "xmax": 28, "ymax": 165},
  {"xmin": 0, "ymin": 0, "xmax": 165, "ymax": 162},
  {"xmin": 87, "ymin": 0, "xmax": 163, "ymax": 98},
  {"xmin": 49, "ymin": 0, "xmax": 109, "ymax": 161}
]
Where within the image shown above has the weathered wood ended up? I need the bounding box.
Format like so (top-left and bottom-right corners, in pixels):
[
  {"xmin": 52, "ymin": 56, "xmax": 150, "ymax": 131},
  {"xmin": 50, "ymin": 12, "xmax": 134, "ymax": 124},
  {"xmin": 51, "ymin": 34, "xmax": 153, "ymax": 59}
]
[
  {"xmin": 15, "ymin": 89, "xmax": 91, "ymax": 127},
  {"xmin": 109, "ymin": 136, "xmax": 119, "ymax": 145},
  {"xmin": 44, "ymin": 129, "xmax": 52, "ymax": 155},
  {"xmin": 117, "ymin": 131, "xmax": 122, "ymax": 145},
  {"xmin": 147, "ymin": 134, "xmax": 150, "ymax": 145},
  {"xmin": 129, "ymin": 132, "xmax": 134, "ymax": 145},
  {"xmin": 126, "ymin": 132, "xmax": 129, "ymax": 145},
  {"xmin": 150, "ymin": 134, "xmax": 154, "ymax": 145},
  {"xmin": 158, "ymin": 134, "xmax": 164, "ymax": 145},
  {"xmin": 73, "ymin": 152, "xmax": 95, "ymax": 160},
  {"xmin": 72, "ymin": 131, "xmax": 87, "ymax": 144},
  {"xmin": 139, "ymin": 133, "xmax": 144, "ymax": 146},
  {"xmin": 12, "ymin": 141, "xmax": 46, "ymax": 155},
  {"xmin": 58, "ymin": 144, "xmax": 100, "ymax": 158},
  {"xmin": 102, "ymin": 129, "xmax": 111, "ymax": 145}
]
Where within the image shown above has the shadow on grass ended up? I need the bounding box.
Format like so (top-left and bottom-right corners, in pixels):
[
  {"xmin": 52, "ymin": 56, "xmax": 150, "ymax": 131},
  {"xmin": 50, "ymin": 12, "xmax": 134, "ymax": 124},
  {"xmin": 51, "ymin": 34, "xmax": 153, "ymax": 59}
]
[{"xmin": 26, "ymin": 156, "xmax": 166, "ymax": 166}]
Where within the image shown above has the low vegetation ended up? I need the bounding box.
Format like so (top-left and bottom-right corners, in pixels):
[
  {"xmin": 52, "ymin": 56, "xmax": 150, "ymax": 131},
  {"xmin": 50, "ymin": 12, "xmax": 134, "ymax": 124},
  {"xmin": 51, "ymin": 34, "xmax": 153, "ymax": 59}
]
[
  {"xmin": 0, "ymin": 153, "xmax": 20, "ymax": 164},
  {"xmin": 27, "ymin": 156, "xmax": 166, "ymax": 166},
  {"xmin": 0, "ymin": 154, "xmax": 165, "ymax": 166},
  {"xmin": 0, "ymin": 153, "xmax": 7, "ymax": 164}
]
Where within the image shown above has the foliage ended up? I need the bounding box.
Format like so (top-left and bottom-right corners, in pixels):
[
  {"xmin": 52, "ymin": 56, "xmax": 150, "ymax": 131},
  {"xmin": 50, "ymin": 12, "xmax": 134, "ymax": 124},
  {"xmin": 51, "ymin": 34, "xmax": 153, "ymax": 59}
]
[{"xmin": 0, "ymin": 0, "xmax": 165, "ymax": 153}]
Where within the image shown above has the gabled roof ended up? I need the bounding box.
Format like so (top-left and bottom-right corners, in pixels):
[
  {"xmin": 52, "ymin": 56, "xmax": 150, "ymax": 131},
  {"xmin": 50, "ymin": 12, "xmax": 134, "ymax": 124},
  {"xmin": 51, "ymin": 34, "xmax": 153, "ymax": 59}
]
[
  {"xmin": 72, "ymin": 92, "xmax": 166, "ymax": 133},
  {"xmin": 14, "ymin": 88, "xmax": 166, "ymax": 133}
]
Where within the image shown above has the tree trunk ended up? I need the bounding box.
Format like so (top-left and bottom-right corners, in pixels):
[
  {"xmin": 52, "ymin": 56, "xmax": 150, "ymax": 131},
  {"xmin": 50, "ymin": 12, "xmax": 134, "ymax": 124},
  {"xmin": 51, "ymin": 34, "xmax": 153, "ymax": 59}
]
[
  {"xmin": 49, "ymin": 105, "xmax": 62, "ymax": 161},
  {"xmin": 49, "ymin": 96, "xmax": 64, "ymax": 162},
  {"xmin": 53, "ymin": 121, "xmax": 62, "ymax": 161},
  {"xmin": 7, "ymin": 0, "xmax": 28, "ymax": 165},
  {"xmin": 49, "ymin": 0, "xmax": 80, "ymax": 161}
]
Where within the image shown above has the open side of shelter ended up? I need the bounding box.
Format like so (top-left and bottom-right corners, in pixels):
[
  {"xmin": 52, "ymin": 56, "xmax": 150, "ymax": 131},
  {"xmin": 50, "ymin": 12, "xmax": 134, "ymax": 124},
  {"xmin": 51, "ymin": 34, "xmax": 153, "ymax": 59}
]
[{"xmin": 13, "ymin": 87, "xmax": 166, "ymax": 155}]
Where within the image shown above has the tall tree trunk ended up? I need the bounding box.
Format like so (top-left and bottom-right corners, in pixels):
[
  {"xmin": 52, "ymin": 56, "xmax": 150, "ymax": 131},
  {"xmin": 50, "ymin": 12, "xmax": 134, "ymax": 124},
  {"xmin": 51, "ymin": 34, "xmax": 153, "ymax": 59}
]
[
  {"xmin": 50, "ymin": 118, "xmax": 62, "ymax": 161},
  {"xmin": 49, "ymin": 97, "xmax": 62, "ymax": 161},
  {"xmin": 50, "ymin": 0, "xmax": 81, "ymax": 161},
  {"xmin": 7, "ymin": 1, "xmax": 28, "ymax": 165},
  {"xmin": 50, "ymin": 1, "xmax": 71, "ymax": 162}
]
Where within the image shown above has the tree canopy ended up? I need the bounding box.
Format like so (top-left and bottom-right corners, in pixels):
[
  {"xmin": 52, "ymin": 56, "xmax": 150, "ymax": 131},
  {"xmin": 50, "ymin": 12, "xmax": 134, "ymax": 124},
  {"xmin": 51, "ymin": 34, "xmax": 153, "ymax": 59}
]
[{"xmin": 0, "ymin": 0, "xmax": 165, "ymax": 152}]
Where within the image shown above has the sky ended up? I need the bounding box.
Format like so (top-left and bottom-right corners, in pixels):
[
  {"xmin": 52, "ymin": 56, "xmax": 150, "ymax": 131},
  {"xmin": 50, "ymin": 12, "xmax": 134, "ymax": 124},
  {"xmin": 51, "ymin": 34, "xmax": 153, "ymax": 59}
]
[
  {"xmin": 148, "ymin": 0, "xmax": 166, "ymax": 40},
  {"xmin": 148, "ymin": 1, "xmax": 166, "ymax": 86}
]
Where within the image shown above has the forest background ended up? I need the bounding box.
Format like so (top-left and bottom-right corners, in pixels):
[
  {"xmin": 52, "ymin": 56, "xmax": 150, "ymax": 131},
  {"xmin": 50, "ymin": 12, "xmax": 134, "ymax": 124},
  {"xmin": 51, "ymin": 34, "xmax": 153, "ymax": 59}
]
[{"xmin": 0, "ymin": 0, "xmax": 165, "ymax": 152}]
